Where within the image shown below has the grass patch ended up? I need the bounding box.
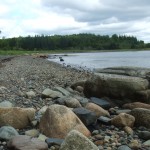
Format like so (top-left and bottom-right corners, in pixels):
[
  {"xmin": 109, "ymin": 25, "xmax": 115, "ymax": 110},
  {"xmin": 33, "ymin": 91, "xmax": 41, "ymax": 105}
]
[{"xmin": 0, "ymin": 49, "xmax": 149, "ymax": 55}]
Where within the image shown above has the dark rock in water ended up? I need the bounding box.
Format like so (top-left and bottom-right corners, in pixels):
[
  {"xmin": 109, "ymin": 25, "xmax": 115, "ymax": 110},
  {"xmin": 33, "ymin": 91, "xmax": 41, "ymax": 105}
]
[
  {"xmin": 117, "ymin": 145, "xmax": 131, "ymax": 150},
  {"xmin": 73, "ymin": 107, "xmax": 97, "ymax": 126},
  {"xmin": 90, "ymin": 97, "xmax": 111, "ymax": 109},
  {"xmin": 59, "ymin": 57, "xmax": 64, "ymax": 61},
  {"xmin": 138, "ymin": 131, "xmax": 150, "ymax": 140},
  {"xmin": 97, "ymin": 116, "xmax": 111, "ymax": 125},
  {"xmin": 45, "ymin": 138, "xmax": 64, "ymax": 147}
]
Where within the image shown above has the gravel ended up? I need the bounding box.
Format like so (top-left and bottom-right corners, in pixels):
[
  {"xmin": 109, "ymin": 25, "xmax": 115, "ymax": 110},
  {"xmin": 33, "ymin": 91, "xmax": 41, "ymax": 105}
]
[{"xmin": 0, "ymin": 55, "xmax": 92, "ymax": 108}]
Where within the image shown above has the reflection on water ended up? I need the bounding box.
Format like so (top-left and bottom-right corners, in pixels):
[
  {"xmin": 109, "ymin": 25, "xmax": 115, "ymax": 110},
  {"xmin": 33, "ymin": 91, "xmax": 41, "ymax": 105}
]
[{"xmin": 48, "ymin": 50, "xmax": 150, "ymax": 70}]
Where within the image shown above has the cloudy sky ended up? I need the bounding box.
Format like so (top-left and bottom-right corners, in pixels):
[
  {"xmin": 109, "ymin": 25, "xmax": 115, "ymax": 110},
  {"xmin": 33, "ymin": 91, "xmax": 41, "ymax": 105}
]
[{"xmin": 0, "ymin": 0, "xmax": 150, "ymax": 42}]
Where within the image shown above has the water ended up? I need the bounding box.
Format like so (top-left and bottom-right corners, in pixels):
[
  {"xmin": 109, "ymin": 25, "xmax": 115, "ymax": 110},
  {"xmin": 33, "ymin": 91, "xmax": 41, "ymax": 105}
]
[{"xmin": 48, "ymin": 50, "xmax": 150, "ymax": 70}]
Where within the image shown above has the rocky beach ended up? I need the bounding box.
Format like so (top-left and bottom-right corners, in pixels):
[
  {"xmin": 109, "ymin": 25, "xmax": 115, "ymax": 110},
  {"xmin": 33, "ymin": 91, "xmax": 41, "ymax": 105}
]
[{"xmin": 0, "ymin": 55, "xmax": 150, "ymax": 150}]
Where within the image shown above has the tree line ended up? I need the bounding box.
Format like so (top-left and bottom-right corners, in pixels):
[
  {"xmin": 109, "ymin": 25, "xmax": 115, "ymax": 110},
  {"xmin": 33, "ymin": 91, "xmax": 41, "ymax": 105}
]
[{"xmin": 0, "ymin": 33, "xmax": 149, "ymax": 51}]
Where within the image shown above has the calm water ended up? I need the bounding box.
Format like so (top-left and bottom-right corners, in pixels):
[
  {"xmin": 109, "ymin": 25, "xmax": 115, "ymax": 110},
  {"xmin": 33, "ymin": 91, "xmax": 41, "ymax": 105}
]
[{"xmin": 48, "ymin": 50, "xmax": 150, "ymax": 70}]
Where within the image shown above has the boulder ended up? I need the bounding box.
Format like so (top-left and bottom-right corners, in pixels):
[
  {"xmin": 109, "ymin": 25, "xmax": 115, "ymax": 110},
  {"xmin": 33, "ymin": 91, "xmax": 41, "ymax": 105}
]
[
  {"xmin": 73, "ymin": 107, "xmax": 97, "ymax": 126},
  {"xmin": 0, "ymin": 126, "xmax": 19, "ymax": 140},
  {"xmin": 7, "ymin": 135, "xmax": 48, "ymax": 150},
  {"xmin": 39, "ymin": 104, "xmax": 91, "ymax": 138},
  {"xmin": 130, "ymin": 108, "xmax": 150, "ymax": 128},
  {"xmin": 60, "ymin": 130, "xmax": 99, "ymax": 150},
  {"xmin": 0, "ymin": 107, "xmax": 35, "ymax": 129},
  {"xmin": 111, "ymin": 113, "xmax": 135, "ymax": 127},
  {"xmin": 84, "ymin": 73, "xmax": 149, "ymax": 105},
  {"xmin": 123, "ymin": 102, "xmax": 150, "ymax": 110},
  {"xmin": 85, "ymin": 103, "xmax": 110, "ymax": 118}
]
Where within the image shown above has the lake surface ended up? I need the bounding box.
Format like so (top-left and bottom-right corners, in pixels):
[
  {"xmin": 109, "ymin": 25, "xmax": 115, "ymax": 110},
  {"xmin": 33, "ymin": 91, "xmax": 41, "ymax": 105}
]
[{"xmin": 48, "ymin": 50, "xmax": 150, "ymax": 70}]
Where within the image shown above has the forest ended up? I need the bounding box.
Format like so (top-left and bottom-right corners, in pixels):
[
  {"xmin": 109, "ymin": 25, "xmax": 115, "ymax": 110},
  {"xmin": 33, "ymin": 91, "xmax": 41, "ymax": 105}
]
[{"xmin": 0, "ymin": 33, "xmax": 150, "ymax": 51}]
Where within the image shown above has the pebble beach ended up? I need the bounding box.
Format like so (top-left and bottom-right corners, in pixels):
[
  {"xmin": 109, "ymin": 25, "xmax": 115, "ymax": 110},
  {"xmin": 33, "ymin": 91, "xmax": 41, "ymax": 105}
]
[{"xmin": 0, "ymin": 55, "xmax": 150, "ymax": 150}]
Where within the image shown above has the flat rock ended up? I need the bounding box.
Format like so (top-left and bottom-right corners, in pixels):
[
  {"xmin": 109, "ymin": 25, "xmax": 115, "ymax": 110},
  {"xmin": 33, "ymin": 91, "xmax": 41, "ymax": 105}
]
[
  {"xmin": 60, "ymin": 130, "xmax": 99, "ymax": 150},
  {"xmin": 53, "ymin": 87, "xmax": 70, "ymax": 96},
  {"xmin": 73, "ymin": 107, "xmax": 97, "ymax": 126},
  {"xmin": 90, "ymin": 97, "xmax": 111, "ymax": 109},
  {"xmin": 0, "ymin": 126, "xmax": 19, "ymax": 140},
  {"xmin": 0, "ymin": 107, "xmax": 35, "ymax": 129},
  {"xmin": 7, "ymin": 135, "xmax": 48, "ymax": 150},
  {"xmin": 42, "ymin": 88, "xmax": 63, "ymax": 98},
  {"xmin": 39, "ymin": 104, "xmax": 91, "ymax": 138}
]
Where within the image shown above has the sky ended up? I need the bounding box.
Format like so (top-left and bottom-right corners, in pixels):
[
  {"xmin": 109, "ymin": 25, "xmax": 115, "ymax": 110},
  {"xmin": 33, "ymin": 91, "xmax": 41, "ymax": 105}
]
[{"xmin": 0, "ymin": 0, "xmax": 150, "ymax": 42}]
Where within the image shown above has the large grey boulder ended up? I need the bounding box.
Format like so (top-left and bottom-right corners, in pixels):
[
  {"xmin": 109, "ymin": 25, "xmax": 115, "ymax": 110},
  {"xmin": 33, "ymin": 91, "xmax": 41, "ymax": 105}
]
[
  {"xmin": 95, "ymin": 66, "xmax": 150, "ymax": 79},
  {"xmin": 84, "ymin": 73, "xmax": 149, "ymax": 105},
  {"xmin": 60, "ymin": 130, "xmax": 98, "ymax": 150}
]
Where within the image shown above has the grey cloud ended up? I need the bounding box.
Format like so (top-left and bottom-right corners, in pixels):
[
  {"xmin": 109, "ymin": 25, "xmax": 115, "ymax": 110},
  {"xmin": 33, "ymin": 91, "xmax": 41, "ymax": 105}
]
[{"xmin": 41, "ymin": 0, "xmax": 150, "ymax": 22}]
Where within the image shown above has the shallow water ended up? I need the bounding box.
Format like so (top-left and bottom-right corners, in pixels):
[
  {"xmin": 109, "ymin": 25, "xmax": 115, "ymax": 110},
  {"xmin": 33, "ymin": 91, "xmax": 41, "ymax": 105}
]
[{"xmin": 48, "ymin": 50, "xmax": 150, "ymax": 70}]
